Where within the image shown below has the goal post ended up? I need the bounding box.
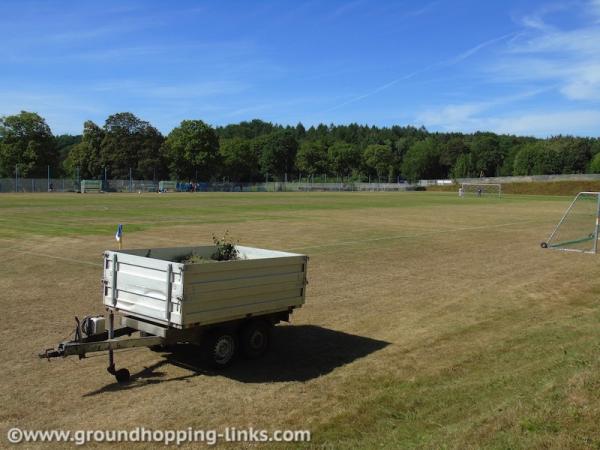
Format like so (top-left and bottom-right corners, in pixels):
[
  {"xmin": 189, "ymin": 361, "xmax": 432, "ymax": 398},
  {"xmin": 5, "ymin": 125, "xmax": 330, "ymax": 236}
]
[
  {"xmin": 460, "ymin": 183, "xmax": 502, "ymax": 197},
  {"xmin": 541, "ymin": 192, "xmax": 600, "ymax": 254}
]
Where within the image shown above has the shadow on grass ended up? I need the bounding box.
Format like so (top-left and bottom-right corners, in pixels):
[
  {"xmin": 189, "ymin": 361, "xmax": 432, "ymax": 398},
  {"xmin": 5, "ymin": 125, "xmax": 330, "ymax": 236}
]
[{"xmin": 83, "ymin": 325, "xmax": 390, "ymax": 396}]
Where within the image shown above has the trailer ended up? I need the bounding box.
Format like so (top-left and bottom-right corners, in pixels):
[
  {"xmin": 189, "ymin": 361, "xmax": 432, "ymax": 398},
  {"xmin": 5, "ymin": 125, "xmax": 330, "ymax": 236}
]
[{"xmin": 40, "ymin": 245, "xmax": 309, "ymax": 383}]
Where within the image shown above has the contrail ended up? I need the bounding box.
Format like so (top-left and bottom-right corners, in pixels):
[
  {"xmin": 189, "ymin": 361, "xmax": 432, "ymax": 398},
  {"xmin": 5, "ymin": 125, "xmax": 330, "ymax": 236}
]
[
  {"xmin": 322, "ymin": 32, "xmax": 516, "ymax": 113},
  {"xmin": 323, "ymin": 69, "xmax": 425, "ymax": 112},
  {"xmin": 450, "ymin": 32, "xmax": 516, "ymax": 64}
]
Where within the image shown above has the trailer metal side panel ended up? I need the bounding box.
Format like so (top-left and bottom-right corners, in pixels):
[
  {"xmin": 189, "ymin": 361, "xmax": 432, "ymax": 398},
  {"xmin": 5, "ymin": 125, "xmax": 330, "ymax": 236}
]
[
  {"xmin": 103, "ymin": 246, "xmax": 308, "ymax": 328},
  {"xmin": 103, "ymin": 251, "xmax": 184, "ymax": 327}
]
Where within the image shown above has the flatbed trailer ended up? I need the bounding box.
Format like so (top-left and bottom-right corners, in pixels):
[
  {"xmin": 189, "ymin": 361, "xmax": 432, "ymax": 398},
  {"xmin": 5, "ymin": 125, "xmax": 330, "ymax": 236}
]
[{"xmin": 40, "ymin": 245, "xmax": 309, "ymax": 383}]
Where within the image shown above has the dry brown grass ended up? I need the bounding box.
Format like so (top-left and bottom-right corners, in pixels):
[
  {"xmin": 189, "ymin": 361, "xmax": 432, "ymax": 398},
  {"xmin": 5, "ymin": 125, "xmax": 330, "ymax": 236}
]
[
  {"xmin": 428, "ymin": 180, "xmax": 600, "ymax": 196},
  {"xmin": 1, "ymin": 192, "xmax": 600, "ymax": 448}
]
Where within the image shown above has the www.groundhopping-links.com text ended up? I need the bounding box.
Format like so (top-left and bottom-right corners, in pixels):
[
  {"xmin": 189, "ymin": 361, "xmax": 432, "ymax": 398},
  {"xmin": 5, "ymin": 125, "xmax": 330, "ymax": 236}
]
[{"xmin": 7, "ymin": 427, "xmax": 311, "ymax": 446}]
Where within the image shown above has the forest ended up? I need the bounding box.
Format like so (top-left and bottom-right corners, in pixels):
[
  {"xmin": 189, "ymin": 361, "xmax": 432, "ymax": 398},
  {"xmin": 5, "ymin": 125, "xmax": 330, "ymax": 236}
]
[{"xmin": 1, "ymin": 110, "xmax": 600, "ymax": 182}]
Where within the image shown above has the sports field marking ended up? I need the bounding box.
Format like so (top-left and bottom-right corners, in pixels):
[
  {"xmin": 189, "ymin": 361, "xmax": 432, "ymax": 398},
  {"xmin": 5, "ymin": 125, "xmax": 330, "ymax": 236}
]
[{"xmin": 2, "ymin": 248, "xmax": 101, "ymax": 267}]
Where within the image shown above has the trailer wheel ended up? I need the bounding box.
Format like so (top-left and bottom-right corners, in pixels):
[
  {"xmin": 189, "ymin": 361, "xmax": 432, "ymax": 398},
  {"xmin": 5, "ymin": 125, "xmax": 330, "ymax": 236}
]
[
  {"xmin": 240, "ymin": 320, "xmax": 271, "ymax": 359},
  {"xmin": 203, "ymin": 332, "xmax": 236, "ymax": 368},
  {"xmin": 114, "ymin": 368, "xmax": 130, "ymax": 384}
]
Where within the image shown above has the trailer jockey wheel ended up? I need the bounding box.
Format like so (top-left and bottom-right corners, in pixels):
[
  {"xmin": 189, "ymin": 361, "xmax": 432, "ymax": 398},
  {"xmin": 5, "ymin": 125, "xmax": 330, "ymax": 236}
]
[
  {"xmin": 240, "ymin": 320, "xmax": 271, "ymax": 359},
  {"xmin": 540, "ymin": 242, "xmax": 548, "ymax": 248},
  {"xmin": 114, "ymin": 368, "xmax": 130, "ymax": 384}
]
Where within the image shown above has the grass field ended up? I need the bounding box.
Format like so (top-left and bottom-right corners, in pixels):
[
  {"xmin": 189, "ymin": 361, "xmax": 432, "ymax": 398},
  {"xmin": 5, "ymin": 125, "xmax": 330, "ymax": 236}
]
[
  {"xmin": 1, "ymin": 191, "xmax": 600, "ymax": 449},
  {"xmin": 427, "ymin": 180, "xmax": 600, "ymax": 196}
]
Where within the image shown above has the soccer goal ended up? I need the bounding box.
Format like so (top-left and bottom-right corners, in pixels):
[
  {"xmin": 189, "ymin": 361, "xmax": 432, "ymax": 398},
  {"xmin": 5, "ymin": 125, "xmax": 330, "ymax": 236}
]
[
  {"xmin": 541, "ymin": 192, "xmax": 600, "ymax": 254},
  {"xmin": 461, "ymin": 183, "xmax": 502, "ymax": 197}
]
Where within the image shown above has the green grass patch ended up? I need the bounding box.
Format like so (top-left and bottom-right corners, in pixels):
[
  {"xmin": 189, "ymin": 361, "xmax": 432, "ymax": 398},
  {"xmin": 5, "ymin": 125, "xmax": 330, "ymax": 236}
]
[
  {"xmin": 312, "ymin": 312, "xmax": 600, "ymax": 448},
  {"xmin": 0, "ymin": 192, "xmax": 550, "ymax": 238}
]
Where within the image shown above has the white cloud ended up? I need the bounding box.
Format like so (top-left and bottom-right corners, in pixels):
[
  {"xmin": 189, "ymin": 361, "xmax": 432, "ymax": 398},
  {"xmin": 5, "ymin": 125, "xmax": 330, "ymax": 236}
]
[
  {"xmin": 417, "ymin": 99, "xmax": 600, "ymax": 137},
  {"xmin": 330, "ymin": 0, "xmax": 366, "ymax": 17},
  {"xmin": 417, "ymin": 102, "xmax": 489, "ymax": 128},
  {"xmin": 559, "ymin": 63, "xmax": 600, "ymax": 99},
  {"xmin": 416, "ymin": 89, "xmax": 550, "ymax": 130},
  {"xmin": 590, "ymin": 0, "xmax": 600, "ymax": 20},
  {"xmin": 521, "ymin": 15, "xmax": 550, "ymax": 30},
  {"xmin": 488, "ymin": 110, "xmax": 600, "ymax": 135},
  {"xmin": 491, "ymin": 1, "xmax": 600, "ymax": 101}
]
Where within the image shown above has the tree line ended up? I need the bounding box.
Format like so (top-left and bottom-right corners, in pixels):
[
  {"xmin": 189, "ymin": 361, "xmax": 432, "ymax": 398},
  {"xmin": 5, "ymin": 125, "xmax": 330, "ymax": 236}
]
[{"xmin": 2, "ymin": 110, "xmax": 600, "ymax": 182}]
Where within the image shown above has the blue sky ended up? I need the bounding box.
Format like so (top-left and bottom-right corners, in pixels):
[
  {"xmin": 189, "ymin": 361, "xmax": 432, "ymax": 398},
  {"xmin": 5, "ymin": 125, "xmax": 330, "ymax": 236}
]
[{"xmin": 2, "ymin": 0, "xmax": 600, "ymax": 137}]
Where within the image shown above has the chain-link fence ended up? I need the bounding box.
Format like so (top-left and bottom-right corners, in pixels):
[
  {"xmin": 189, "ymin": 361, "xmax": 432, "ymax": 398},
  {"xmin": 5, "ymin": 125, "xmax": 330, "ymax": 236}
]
[
  {"xmin": 0, "ymin": 178, "xmax": 79, "ymax": 193},
  {"xmin": 0, "ymin": 178, "xmax": 415, "ymax": 193}
]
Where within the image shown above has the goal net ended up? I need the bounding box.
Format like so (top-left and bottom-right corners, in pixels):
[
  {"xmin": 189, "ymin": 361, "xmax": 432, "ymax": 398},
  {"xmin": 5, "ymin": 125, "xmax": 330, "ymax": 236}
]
[
  {"xmin": 542, "ymin": 192, "xmax": 600, "ymax": 254},
  {"xmin": 461, "ymin": 183, "xmax": 501, "ymax": 197}
]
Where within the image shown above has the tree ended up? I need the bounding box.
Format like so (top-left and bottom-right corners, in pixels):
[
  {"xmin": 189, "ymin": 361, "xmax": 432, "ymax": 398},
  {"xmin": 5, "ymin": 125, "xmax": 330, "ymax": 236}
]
[
  {"xmin": 162, "ymin": 120, "xmax": 219, "ymax": 180},
  {"xmin": 0, "ymin": 111, "xmax": 56, "ymax": 177},
  {"xmin": 401, "ymin": 138, "xmax": 442, "ymax": 182},
  {"xmin": 548, "ymin": 137, "xmax": 591, "ymax": 174},
  {"xmin": 590, "ymin": 152, "xmax": 600, "ymax": 173},
  {"xmin": 258, "ymin": 130, "xmax": 298, "ymax": 179},
  {"xmin": 439, "ymin": 135, "xmax": 467, "ymax": 173},
  {"xmin": 55, "ymin": 134, "xmax": 82, "ymax": 174},
  {"xmin": 363, "ymin": 144, "xmax": 394, "ymax": 181},
  {"xmin": 219, "ymin": 138, "xmax": 259, "ymax": 181},
  {"xmin": 513, "ymin": 142, "xmax": 561, "ymax": 175},
  {"xmin": 327, "ymin": 142, "xmax": 360, "ymax": 178},
  {"xmin": 217, "ymin": 119, "xmax": 279, "ymax": 140},
  {"xmin": 100, "ymin": 112, "xmax": 164, "ymax": 179},
  {"xmin": 64, "ymin": 121, "xmax": 104, "ymax": 178},
  {"xmin": 469, "ymin": 132, "xmax": 503, "ymax": 177},
  {"xmin": 295, "ymin": 140, "xmax": 328, "ymax": 176},
  {"xmin": 451, "ymin": 153, "xmax": 473, "ymax": 178},
  {"xmin": 295, "ymin": 122, "xmax": 306, "ymax": 139}
]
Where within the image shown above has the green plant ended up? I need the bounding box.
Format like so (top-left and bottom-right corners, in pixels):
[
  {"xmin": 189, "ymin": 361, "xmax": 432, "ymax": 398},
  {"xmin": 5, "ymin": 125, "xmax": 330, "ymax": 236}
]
[
  {"xmin": 181, "ymin": 253, "xmax": 212, "ymax": 264},
  {"xmin": 211, "ymin": 231, "xmax": 240, "ymax": 261}
]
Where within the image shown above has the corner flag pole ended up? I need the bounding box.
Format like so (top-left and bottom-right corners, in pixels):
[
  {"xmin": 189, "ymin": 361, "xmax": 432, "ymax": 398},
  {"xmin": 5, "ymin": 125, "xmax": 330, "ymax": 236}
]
[{"xmin": 115, "ymin": 224, "xmax": 123, "ymax": 250}]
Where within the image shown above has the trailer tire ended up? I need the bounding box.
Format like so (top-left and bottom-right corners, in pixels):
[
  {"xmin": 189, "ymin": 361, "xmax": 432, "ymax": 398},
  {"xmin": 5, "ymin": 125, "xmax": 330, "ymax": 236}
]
[
  {"xmin": 203, "ymin": 331, "xmax": 237, "ymax": 368},
  {"xmin": 240, "ymin": 320, "xmax": 271, "ymax": 359},
  {"xmin": 115, "ymin": 368, "xmax": 130, "ymax": 384}
]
